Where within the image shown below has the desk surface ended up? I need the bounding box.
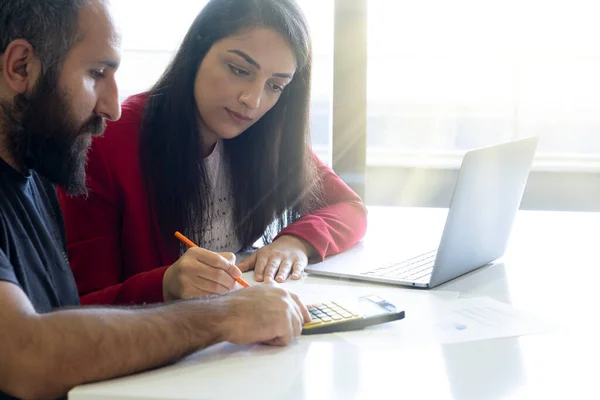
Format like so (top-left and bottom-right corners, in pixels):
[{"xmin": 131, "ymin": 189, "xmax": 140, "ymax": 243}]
[{"xmin": 70, "ymin": 207, "xmax": 600, "ymax": 400}]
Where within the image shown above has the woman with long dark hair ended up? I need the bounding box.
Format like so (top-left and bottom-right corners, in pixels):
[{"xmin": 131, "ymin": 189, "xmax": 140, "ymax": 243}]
[{"xmin": 58, "ymin": 0, "xmax": 367, "ymax": 305}]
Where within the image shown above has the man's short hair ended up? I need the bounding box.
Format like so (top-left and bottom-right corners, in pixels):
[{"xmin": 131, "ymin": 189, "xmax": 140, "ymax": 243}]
[{"xmin": 0, "ymin": 0, "xmax": 98, "ymax": 73}]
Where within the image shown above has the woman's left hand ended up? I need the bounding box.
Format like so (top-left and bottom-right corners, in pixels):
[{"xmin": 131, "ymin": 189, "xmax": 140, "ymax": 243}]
[{"xmin": 237, "ymin": 235, "xmax": 316, "ymax": 283}]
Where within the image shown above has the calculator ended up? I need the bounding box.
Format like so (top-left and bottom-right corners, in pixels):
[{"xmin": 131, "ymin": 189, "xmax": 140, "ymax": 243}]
[{"xmin": 302, "ymin": 295, "xmax": 405, "ymax": 335}]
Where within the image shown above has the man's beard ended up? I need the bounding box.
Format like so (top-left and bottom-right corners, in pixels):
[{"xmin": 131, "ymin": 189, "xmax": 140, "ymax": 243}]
[{"xmin": 0, "ymin": 69, "xmax": 106, "ymax": 196}]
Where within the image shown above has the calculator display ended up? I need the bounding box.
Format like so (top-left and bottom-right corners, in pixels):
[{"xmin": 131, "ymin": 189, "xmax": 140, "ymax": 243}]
[
  {"xmin": 358, "ymin": 296, "xmax": 398, "ymax": 317},
  {"xmin": 358, "ymin": 298, "xmax": 388, "ymax": 317}
]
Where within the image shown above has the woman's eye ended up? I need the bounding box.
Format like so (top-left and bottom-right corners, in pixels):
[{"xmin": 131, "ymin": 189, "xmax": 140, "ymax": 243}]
[
  {"xmin": 229, "ymin": 64, "xmax": 249, "ymax": 76},
  {"xmin": 90, "ymin": 70, "xmax": 105, "ymax": 79},
  {"xmin": 269, "ymin": 83, "xmax": 285, "ymax": 92}
]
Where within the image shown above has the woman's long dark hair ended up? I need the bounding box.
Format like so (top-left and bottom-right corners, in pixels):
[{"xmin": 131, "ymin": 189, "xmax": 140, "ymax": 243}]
[{"xmin": 139, "ymin": 0, "xmax": 323, "ymax": 252}]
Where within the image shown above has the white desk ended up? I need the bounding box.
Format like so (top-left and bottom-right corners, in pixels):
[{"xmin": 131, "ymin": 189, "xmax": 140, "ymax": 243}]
[{"xmin": 70, "ymin": 207, "xmax": 600, "ymax": 400}]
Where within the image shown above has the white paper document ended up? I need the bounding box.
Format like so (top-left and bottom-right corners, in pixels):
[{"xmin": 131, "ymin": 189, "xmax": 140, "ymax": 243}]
[
  {"xmin": 423, "ymin": 296, "xmax": 558, "ymax": 343},
  {"xmin": 335, "ymin": 296, "xmax": 557, "ymax": 346}
]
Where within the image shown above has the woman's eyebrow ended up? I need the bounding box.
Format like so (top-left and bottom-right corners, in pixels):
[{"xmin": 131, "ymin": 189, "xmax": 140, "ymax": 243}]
[{"xmin": 227, "ymin": 49, "xmax": 294, "ymax": 79}]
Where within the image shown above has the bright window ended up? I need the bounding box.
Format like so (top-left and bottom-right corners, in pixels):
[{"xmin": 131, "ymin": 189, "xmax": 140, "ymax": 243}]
[{"xmin": 367, "ymin": 0, "xmax": 600, "ymax": 170}]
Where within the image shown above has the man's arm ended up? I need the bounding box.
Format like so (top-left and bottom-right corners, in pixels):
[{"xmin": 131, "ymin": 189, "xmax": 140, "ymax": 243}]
[{"xmin": 0, "ymin": 282, "xmax": 309, "ymax": 400}]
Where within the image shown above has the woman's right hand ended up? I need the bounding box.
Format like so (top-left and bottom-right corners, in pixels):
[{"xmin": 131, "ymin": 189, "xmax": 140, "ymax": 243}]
[{"xmin": 162, "ymin": 247, "xmax": 241, "ymax": 301}]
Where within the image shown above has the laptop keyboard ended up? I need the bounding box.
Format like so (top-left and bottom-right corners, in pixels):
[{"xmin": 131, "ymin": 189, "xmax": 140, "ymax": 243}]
[{"xmin": 360, "ymin": 249, "xmax": 437, "ymax": 282}]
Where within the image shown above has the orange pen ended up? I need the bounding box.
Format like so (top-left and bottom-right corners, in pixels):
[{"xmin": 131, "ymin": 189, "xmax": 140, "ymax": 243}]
[{"xmin": 174, "ymin": 231, "xmax": 250, "ymax": 288}]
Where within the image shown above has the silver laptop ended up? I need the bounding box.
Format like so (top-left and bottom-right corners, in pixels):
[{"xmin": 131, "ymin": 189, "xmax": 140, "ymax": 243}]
[{"xmin": 306, "ymin": 137, "xmax": 539, "ymax": 288}]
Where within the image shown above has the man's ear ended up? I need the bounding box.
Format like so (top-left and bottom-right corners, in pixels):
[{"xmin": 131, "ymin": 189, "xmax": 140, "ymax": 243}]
[{"xmin": 1, "ymin": 39, "xmax": 41, "ymax": 94}]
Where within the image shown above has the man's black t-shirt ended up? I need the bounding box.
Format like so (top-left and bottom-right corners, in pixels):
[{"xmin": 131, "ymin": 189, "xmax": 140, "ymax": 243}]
[{"xmin": 0, "ymin": 157, "xmax": 79, "ymax": 400}]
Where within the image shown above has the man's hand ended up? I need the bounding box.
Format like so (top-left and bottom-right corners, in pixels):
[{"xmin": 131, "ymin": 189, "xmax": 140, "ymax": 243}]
[
  {"xmin": 237, "ymin": 235, "xmax": 316, "ymax": 283},
  {"xmin": 217, "ymin": 284, "xmax": 310, "ymax": 346},
  {"xmin": 163, "ymin": 247, "xmax": 240, "ymax": 301}
]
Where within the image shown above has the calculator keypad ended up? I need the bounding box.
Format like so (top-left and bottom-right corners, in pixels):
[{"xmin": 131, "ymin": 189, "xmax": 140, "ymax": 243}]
[{"xmin": 303, "ymin": 301, "xmax": 362, "ymax": 329}]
